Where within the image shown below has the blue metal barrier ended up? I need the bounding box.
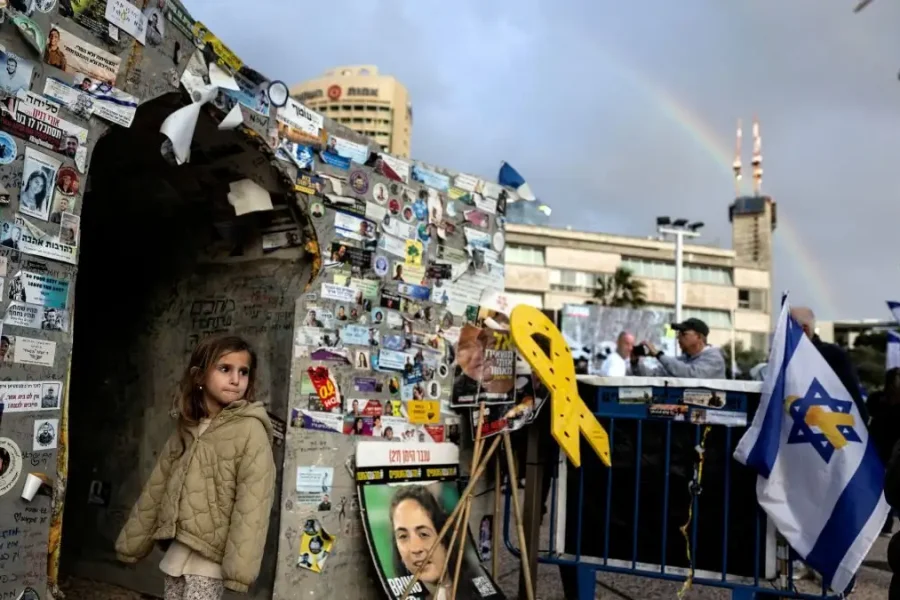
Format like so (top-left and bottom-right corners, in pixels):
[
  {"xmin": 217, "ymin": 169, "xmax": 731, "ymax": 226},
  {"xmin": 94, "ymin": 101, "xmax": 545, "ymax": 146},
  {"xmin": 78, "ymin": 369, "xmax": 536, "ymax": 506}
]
[{"xmin": 502, "ymin": 377, "xmax": 847, "ymax": 600}]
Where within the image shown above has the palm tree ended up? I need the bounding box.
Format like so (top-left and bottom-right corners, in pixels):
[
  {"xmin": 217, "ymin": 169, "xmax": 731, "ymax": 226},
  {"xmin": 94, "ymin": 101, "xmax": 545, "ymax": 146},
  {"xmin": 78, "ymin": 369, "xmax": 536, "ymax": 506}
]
[{"xmin": 589, "ymin": 267, "xmax": 647, "ymax": 308}]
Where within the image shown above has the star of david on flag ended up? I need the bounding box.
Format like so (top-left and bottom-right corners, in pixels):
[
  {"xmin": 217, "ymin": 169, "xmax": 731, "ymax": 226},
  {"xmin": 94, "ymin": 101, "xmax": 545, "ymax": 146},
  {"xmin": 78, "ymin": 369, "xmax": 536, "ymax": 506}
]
[
  {"xmin": 786, "ymin": 378, "xmax": 862, "ymax": 463},
  {"xmin": 734, "ymin": 298, "xmax": 888, "ymax": 594}
]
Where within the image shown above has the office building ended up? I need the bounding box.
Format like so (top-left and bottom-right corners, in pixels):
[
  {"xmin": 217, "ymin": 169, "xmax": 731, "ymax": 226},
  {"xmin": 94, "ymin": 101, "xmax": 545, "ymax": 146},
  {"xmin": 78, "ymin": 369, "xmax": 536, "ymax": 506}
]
[
  {"xmin": 503, "ymin": 195, "xmax": 776, "ymax": 351},
  {"xmin": 290, "ymin": 65, "xmax": 412, "ymax": 158}
]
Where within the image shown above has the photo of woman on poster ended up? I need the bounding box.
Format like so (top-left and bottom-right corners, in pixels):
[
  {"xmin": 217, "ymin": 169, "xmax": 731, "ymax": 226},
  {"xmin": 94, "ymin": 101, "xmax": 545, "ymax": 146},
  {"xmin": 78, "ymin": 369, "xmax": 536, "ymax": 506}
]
[
  {"xmin": 19, "ymin": 169, "xmax": 51, "ymax": 220},
  {"xmin": 360, "ymin": 482, "xmax": 503, "ymax": 600}
]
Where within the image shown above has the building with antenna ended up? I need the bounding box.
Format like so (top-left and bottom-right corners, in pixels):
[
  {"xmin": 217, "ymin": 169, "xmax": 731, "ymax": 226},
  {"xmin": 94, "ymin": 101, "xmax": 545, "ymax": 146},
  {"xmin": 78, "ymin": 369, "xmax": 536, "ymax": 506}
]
[
  {"xmin": 502, "ymin": 117, "xmax": 775, "ymax": 352},
  {"xmin": 729, "ymin": 117, "xmax": 777, "ymax": 317}
]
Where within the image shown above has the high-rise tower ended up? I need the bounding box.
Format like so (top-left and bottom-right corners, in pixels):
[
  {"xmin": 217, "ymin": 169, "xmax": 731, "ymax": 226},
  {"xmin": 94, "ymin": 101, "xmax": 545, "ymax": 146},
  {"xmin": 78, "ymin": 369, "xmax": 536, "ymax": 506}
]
[
  {"xmin": 730, "ymin": 117, "xmax": 777, "ymax": 330},
  {"xmin": 730, "ymin": 117, "xmax": 777, "ymax": 270}
]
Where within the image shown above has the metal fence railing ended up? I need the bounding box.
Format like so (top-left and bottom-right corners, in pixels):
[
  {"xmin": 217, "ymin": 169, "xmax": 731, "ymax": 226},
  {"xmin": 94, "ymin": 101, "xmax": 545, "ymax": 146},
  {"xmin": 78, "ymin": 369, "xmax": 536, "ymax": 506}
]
[{"xmin": 502, "ymin": 376, "xmax": 847, "ymax": 600}]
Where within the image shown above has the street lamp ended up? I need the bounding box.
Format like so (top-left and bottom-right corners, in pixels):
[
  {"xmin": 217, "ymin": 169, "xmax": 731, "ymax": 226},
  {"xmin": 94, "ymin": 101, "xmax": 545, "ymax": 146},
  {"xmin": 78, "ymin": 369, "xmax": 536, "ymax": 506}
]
[{"xmin": 656, "ymin": 217, "xmax": 704, "ymax": 327}]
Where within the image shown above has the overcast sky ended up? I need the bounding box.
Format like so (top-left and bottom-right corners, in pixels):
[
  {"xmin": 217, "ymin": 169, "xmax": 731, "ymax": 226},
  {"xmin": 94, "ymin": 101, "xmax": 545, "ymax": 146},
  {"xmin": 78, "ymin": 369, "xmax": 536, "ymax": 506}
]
[{"xmin": 187, "ymin": 0, "xmax": 900, "ymax": 321}]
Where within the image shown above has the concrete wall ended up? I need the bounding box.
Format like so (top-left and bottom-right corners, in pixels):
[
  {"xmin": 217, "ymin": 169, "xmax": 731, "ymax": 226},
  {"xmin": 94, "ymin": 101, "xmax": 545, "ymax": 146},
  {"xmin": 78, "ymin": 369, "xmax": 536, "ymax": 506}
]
[
  {"xmin": 0, "ymin": 4, "xmax": 506, "ymax": 600},
  {"xmin": 0, "ymin": 7, "xmax": 108, "ymax": 599},
  {"xmin": 59, "ymin": 98, "xmax": 310, "ymax": 600}
]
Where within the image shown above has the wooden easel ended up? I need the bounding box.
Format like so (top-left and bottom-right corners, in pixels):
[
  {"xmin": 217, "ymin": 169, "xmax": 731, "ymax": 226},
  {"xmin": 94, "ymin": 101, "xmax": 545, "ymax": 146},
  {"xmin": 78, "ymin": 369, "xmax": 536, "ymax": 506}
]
[{"xmin": 400, "ymin": 403, "xmax": 535, "ymax": 600}]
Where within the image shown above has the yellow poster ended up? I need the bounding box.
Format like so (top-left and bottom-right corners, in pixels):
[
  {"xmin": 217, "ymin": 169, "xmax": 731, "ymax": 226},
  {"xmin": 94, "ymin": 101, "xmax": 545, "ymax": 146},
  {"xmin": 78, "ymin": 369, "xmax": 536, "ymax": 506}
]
[
  {"xmin": 404, "ymin": 239, "xmax": 423, "ymax": 266},
  {"xmin": 297, "ymin": 518, "xmax": 335, "ymax": 573},
  {"xmin": 407, "ymin": 400, "xmax": 440, "ymax": 424},
  {"xmin": 192, "ymin": 22, "xmax": 243, "ymax": 72}
]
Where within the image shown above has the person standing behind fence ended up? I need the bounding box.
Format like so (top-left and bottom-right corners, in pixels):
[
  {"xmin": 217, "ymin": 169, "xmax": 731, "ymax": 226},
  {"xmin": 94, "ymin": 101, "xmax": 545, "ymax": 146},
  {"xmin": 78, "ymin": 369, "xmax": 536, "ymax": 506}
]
[
  {"xmin": 115, "ymin": 335, "xmax": 276, "ymax": 599},
  {"xmin": 867, "ymin": 368, "xmax": 900, "ymax": 535},
  {"xmin": 598, "ymin": 331, "xmax": 634, "ymax": 376},
  {"xmin": 632, "ymin": 318, "xmax": 726, "ymax": 379},
  {"xmin": 790, "ymin": 306, "xmax": 868, "ymax": 422},
  {"xmin": 883, "ymin": 437, "xmax": 900, "ymax": 599}
]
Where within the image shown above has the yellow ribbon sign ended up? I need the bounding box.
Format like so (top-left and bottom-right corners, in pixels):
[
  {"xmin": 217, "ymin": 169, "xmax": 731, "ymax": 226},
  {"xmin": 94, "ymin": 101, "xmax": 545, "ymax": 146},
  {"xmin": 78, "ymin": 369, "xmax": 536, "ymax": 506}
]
[{"xmin": 510, "ymin": 305, "xmax": 611, "ymax": 468}]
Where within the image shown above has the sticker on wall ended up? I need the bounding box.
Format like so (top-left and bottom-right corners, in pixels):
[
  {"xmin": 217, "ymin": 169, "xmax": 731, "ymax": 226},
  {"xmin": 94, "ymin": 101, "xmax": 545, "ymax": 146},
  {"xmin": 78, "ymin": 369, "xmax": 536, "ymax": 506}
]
[
  {"xmin": 479, "ymin": 515, "xmax": 493, "ymax": 562},
  {"xmin": 296, "ymin": 465, "xmax": 333, "ymax": 507},
  {"xmin": 11, "ymin": 14, "xmax": 45, "ymax": 55},
  {"xmin": 370, "ymin": 307, "xmax": 386, "ymax": 325},
  {"xmin": 427, "ymin": 380, "xmax": 441, "ymax": 399},
  {"xmin": 437, "ymin": 363, "xmax": 450, "ymax": 378},
  {"xmin": 372, "ymin": 255, "xmax": 389, "ymax": 277},
  {"xmin": 349, "ymin": 169, "xmax": 369, "ymax": 195},
  {"xmin": 445, "ymin": 201, "xmax": 457, "ymax": 218},
  {"xmin": 33, "ymin": 417, "xmax": 58, "ymax": 450},
  {"xmin": 412, "ymin": 198, "xmax": 427, "ymax": 221},
  {"xmin": 45, "ymin": 24, "xmax": 122, "ymax": 84},
  {"xmin": 387, "ymin": 198, "xmax": 401, "ymax": 216},
  {"xmin": 0, "ymin": 437, "xmax": 22, "ymax": 496},
  {"xmin": 310, "ymin": 202, "xmax": 324, "ymax": 219},
  {"xmin": 20, "ymin": 147, "xmax": 61, "ymax": 222},
  {"xmin": 8, "ymin": 270, "xmax": 69, "ymax": 308},
  {"xmin": 4, "ymin": 302, "xmax": 69, "ymax": 332},
  {"xmin": 297, "ymin": 518, "xmax": 335, "ymax": 573},
  {"xmin": 400, "ymin": 203, "xmax": 414, "ymax": 223},
  {"xmin": 404, "ymin": 239, "xmax": 423, "ymax": 265},
  {"xmin": 306, "ymin": 366, "xmax": 341, "ymax": 411},
  {"xmin": 0, "ymin": 132, "xmax": 16, "ymax": 165},
  {"xmin": 407, "ymin": 399, "xmax": 440, "ymax": 424},
  {"xmin": 353, "ymin": 349, "xmax": 370, "ymax": 369},
  {"xmin": 492, "ymin": 231, "xmax": 505, "ymax": 253},
  {"xmin": 371, "ymin": 182, "xmax": 388, "ymax": 205},
  {"xmin": 55, "ymin": 166, "xmax": 79, "ymax": 196},
  {"xmin": 14, "ymin": 336, "xmax": 56, "ymax": 366}
]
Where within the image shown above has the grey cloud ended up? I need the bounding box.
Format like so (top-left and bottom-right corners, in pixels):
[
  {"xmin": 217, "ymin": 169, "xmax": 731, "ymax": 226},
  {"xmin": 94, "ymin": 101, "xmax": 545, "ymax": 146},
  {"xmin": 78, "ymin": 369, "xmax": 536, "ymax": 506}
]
[{"xmin": 187, "ymin": 0, "xmax": 900, "ymax": 318}]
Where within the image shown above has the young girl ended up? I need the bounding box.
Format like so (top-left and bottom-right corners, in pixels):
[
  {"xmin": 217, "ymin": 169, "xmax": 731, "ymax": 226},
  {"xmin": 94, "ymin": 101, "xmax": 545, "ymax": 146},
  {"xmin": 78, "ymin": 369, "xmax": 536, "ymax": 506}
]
[{"xmin": 115, "ymin": 335, "xmax": 276, "ymax": 599}]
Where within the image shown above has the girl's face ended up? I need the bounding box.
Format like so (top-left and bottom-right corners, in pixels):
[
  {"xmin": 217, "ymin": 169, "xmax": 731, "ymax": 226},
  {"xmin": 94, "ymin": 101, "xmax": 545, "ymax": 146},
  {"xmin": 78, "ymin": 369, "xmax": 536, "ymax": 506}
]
[
  {"xmin": 203, "ymin": 350, "xmax": 251, "ymax": 408},
  {"xmin": 28, "ymin": 176, "xmax": 44, "ymax": 195},
  {"xmin": 393, "ymin": 499, "xmax": 446, "ymax": 584}
]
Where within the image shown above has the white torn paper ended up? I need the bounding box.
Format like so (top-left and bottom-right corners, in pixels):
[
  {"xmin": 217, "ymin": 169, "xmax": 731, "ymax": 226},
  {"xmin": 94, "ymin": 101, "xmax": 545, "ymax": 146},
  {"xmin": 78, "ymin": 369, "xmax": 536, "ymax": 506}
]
[
  {"xmin": 218, "ymin": 103, "xmax": 243, "ymax": 130},
  {"xmin": 319, "ymin": 174, "xmax": 343, "ymax": 196},
  {"xmin": 208, "ymin": 62, "xmax": 240, "ymax": 91},
  {"xmin": 227, "ymin": 179, "xmax": 273, "ymax": 216},
  {"xmin": 159, "ymin": 86, "xmax": 216, "ymax": 164}
]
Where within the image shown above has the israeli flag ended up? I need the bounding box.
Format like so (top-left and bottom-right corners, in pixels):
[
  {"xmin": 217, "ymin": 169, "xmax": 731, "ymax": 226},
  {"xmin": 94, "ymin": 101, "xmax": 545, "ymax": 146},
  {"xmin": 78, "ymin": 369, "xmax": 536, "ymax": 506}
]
[
  {"xmin": 497, "ymin": 161, "xmax": 536, "ymax": 202},
  {"xmin": 887, "ymin": 330, "xmax": 900, "ymax": 370},
  {"xmin": 734, "ymin": 300, "xmax": 888, "ymax": 593},
  {"xmin": 888, "ymin": 300, "xmax": 900, "ymax": 325}
]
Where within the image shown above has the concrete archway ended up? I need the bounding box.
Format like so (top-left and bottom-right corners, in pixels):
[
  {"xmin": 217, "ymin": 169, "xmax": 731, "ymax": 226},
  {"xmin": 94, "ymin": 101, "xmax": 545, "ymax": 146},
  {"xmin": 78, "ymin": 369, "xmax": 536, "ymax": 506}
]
[{"xmin": 59, "ymin": 92, "xmax": 312, "ymax": 599}]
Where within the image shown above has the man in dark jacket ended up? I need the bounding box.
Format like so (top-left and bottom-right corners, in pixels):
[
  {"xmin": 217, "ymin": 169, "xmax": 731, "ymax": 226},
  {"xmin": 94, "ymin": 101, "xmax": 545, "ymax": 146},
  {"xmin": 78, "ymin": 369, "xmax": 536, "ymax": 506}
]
[
  {"xmin": 869, "ymin": 369, "xmax": 900, "ymax": 534},
  {"xmin": 884, "ymin": 440, "xmax": 900, "ymax": 599},
  {"xmin": 791, "ymin": 307, "xmax": 868, "ymax": 422}
]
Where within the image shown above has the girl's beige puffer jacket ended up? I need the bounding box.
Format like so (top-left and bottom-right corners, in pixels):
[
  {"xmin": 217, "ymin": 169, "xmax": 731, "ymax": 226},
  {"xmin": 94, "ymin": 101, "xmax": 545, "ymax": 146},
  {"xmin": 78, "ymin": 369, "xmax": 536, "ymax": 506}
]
[{"xmin": 115, "ymin": 400, "xmax": 276, "ymax": 593}]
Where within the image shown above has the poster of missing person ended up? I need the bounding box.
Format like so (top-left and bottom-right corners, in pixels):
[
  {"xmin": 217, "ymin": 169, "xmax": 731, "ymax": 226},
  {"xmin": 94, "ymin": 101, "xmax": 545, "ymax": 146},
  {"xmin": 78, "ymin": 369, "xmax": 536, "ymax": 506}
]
[
  {"xmin": 356, "ymin": 441, "xmax": 504, "ymax": 600},
  {"xmin": 450, "ymin": 324, "xmax": 515, "ymax": 408}
]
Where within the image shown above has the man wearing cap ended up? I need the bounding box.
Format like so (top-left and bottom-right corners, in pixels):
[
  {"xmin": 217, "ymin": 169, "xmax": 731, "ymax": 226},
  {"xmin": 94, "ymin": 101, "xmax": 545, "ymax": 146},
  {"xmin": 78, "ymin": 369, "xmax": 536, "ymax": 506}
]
[{"xmin": 632, "ymin": 317, "xmax": 726, "ymax": 379}]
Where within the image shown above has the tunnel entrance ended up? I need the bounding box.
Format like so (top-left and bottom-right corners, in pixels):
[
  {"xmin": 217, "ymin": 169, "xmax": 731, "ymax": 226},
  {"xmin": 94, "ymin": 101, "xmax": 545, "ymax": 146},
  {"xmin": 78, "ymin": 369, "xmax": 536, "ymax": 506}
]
[{"xmin": 58, "ymin": 93, "xmax": 309, "ymax": 599}]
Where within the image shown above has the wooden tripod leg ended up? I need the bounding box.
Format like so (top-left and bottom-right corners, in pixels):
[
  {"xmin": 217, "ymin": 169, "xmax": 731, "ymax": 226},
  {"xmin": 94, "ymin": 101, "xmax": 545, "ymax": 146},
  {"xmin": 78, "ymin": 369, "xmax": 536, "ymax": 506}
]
[
  {"xmin": 439, "ymin": 404, "xmax": 485, "ymax": 586},
  {"xmin": 492, "ymin": 451, "xmax": 501, "ymax": 580},
  {"xmin": 452, "ymin": 403, "xmax": 486, "ymax": 600},
  {"xmin": 503, "ymin": 430, "xmax": 535, "ymax": 600},
  {"xmin": 400, "ymin": 435, "xmax": 502, "ymax": 600}
]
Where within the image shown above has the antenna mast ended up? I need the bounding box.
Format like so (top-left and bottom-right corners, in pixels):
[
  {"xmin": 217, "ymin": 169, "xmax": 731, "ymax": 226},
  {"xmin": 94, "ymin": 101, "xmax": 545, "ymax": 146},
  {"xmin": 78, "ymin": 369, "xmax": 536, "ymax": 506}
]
[
  {"xmin": 751, "ymin": 116, "xmax": 763, "ymax": 195},
  {"xmin": 732, "ymin": 118, "xmax": 743, "ymax": 196}
]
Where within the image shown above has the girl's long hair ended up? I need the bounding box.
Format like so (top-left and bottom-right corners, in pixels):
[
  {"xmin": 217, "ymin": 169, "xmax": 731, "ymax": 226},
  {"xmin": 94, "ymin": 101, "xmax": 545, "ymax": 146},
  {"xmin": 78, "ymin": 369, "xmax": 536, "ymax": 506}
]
[{"xmin": 173, "ymin": 335, "xmax": 258, "ymax": 455}]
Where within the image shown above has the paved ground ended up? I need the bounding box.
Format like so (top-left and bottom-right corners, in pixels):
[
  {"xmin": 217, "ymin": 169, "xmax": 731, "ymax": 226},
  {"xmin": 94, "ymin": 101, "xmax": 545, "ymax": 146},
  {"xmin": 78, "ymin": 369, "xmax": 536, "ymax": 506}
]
[
  {"xmin": 61, "ymin": 531, "xmax": 892, "ymax": 600},
  {"xmin": 492, "ymin": 525, "xmax": 893, "ymax": 600}
]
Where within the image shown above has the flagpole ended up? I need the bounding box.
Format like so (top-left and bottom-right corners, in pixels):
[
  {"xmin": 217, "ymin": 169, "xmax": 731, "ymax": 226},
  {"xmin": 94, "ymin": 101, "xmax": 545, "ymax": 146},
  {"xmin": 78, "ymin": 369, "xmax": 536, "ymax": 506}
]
[{"xmin": 730, "ymin": 309, "xmax": 737, "ymax": 379}]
